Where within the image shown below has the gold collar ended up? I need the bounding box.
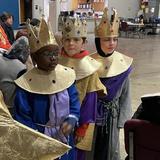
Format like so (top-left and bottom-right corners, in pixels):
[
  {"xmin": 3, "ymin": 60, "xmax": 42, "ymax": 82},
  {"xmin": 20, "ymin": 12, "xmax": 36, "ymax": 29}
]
[
  {"xmin": 91, "ymin": 51, "xmax": 133, "ymax": 78},
  {"xmin": 15, "ymin": 64, "xmax": 76, "ymax": 94},
  {"xmin": 58, "ymin": 55, "xmax": 101, "ymax": 80}
]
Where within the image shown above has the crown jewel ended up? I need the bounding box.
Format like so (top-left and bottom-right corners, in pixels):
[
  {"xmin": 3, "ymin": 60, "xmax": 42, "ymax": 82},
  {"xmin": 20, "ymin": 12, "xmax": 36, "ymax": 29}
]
[
  {"xmin": 27, "ymin": 18, "xmax": 58, "ymax": 54},
  {"xmin": 62, "ymin": 17, "xmax": 87, "ymax": 38},
  {"xmin": 95, "ymin": 7, "xmax": 120, "ymax": 38}
]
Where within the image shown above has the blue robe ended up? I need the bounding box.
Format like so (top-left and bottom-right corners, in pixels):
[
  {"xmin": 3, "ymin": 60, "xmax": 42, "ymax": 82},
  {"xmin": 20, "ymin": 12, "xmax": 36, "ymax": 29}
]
[{"xmin": 14, "ymin": 84, "xmax": 80, "ymax": 160}]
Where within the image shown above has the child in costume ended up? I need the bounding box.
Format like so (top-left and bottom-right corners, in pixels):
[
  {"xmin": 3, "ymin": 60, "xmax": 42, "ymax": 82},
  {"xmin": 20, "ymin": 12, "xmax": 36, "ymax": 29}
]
[
  {"xmin": 91, "ymin": 8, "xmax": 133, "ymax": 160},
  {"xmin": 14, "ymin": 18, "xmax": 80, "ymax": 160},
  {"xmin": 58, "ymin": 16, "xmax": 106, "ymax": 160}
]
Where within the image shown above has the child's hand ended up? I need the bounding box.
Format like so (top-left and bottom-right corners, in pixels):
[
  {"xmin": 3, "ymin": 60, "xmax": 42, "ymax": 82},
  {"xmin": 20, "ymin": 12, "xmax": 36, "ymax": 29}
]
[{"xmin": 60, "ymin": 121, "xmax": 73, "ymax": 136}]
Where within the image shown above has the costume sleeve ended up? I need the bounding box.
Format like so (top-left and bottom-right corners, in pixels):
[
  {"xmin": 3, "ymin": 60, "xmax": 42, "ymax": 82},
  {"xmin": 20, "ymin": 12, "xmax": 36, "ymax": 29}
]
[
  {"xmin": 118, "ymin": 77, "xmax": 132, "ymax": 128},
  {"xmin": 67, "ymin": 83, "xmax": 81, "ymax": 121},
  {"xmin": 14, "ymin": 87, "xmax": 37, "ymax": 130},
  {"xmin": 87, "ymin": 72, "xmax": 107, "ymax": 96}
]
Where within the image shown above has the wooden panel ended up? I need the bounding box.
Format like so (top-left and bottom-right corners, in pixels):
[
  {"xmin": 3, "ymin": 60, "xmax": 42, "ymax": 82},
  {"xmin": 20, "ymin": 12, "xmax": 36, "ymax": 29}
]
[
  {"xmin": 92, "ymin": 2, "xmax": 104, "ymax": 11},
  {"xmin": 20, "ymin": 0, "xmax": 25, "ymax": 22},
  {"xmin": 72, "ymin": 0, "xmax": 78, "ymax": 10},
  {"xmin": 78, "ymin": 0, "xmax": 87, "ymax": 4}
]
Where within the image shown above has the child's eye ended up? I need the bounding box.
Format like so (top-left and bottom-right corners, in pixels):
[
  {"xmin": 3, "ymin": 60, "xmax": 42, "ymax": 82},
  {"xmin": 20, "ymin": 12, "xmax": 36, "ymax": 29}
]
[
  {"xmin": 103, "ymin": 39, "xmax": 110, "ymax": 42},
  {"xmin": 74, "ymin": 38, "xmax": 80, "ymax": 41},
  {"xmin": 65, "ymin": 38, "xmax": 70, "ymax": 42},
  {"xmin": 113, "ymin": 38, "xmax": 118, "ymax": 41}
]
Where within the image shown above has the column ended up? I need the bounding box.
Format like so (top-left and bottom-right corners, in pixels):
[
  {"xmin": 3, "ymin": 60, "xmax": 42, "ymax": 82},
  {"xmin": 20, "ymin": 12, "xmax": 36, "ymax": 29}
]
[{"xmin": 49, "ymin": 0, "xmax": 60, "ymax": 33}]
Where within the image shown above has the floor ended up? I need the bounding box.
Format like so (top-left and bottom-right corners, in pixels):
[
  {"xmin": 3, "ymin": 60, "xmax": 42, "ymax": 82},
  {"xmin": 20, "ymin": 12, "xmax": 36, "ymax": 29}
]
[{"xmin": 85, "ymin": 34, "xmax": 160, "ymax": 159}]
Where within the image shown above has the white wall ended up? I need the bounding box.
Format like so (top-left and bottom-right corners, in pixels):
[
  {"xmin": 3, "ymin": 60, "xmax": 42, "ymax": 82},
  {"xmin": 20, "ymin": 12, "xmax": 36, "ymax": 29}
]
[
  {"xmin": 159, "ymin": 3, "xmax": 160, "ymax": 17},
  {"xmin": 49, "ymin": 0, "xmax": 60, "ymax": 33},
  {"xmin": 32, "ymin": 0, "xmax": 44, "ymax": 19},
  {"xmin": 60, "ymin": 0, "xmax": 72, "ymax": 11},
  {"xmin": 44, "ymin": 0, "xmax": 50, "ymax": 21},
  {"xmin": 32, "ymin": 0, "xmax": 59, "ymax": 32},
  {"xmin": 32, "ymin": 0, "xmax": 49, "ymax": 20},
  {"xmin": 104, "ymin": 0, "xmax": 109, "ymax": 7},
  {"xmin": 108, "ymin": 0, "xmax": 140, "ymax": 18}
]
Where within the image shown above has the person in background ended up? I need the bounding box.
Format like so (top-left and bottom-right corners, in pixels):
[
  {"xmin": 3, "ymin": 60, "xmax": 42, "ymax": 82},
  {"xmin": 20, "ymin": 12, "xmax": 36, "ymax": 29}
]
[
  {"xmin": 0, "ymin": 19, "xmax": 11, "ymax": 50},
  {"xmin": 14, "ymin": 18, "xmax": 80, "ymax": 160},
  {"xmin": 30, "ymin": 18, "xmax": 40, "ymax": 27},
  {"xmin": 15, "ymin": 22, "xmax": 28, "ymax": 40},
  {"xmin": 59, "ymin": 16, "xmax": 106, "ymax": 160},
  {"xmin": 0, "ymin": 36, "xmax": 29, "ymax": 115},
  {"xmin": 0, "ymin": 12, "xmax": 15, "ymax": 44},
  {"xmin": 16, "ymin": 18, "xmax": 40, "ymax": 40},
  {"xmin": 15, "ymin": 18, "xmax": 41, "ymax": 69},
  {"xmin": 139, "ymin": 14, "xmax": 144, "ymax": 24},
  {"xmin": 90, "ymin": 7, "xmax": 133, "ymax": 160}
]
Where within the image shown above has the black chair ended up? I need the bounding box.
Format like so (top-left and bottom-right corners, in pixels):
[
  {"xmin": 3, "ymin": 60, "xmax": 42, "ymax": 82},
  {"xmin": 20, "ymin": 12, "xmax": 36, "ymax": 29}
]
[{"xmin": 119, "ymin": 21, "xmax": 133, "ymax": 37}]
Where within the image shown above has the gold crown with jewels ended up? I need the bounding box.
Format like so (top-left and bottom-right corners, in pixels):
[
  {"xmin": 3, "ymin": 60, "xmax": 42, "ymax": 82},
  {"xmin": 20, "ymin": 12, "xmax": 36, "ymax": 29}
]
[
  {"xmin": 95, "ymin": 7, "xmax": 120, "ymax": 38},
  {"xmin": 62, "ymin": 16, "xmax": 87, "ymax": 38},
  {"xmin": 27, "ymin": 17, "xmax": 58, "ymax": 54}
]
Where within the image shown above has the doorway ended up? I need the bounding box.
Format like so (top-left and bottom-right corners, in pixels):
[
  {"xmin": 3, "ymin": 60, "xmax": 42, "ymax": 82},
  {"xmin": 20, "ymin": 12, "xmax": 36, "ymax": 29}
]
[{"xmin": 20, "ymin": 0, "xmax": 32, "ymax": 23}]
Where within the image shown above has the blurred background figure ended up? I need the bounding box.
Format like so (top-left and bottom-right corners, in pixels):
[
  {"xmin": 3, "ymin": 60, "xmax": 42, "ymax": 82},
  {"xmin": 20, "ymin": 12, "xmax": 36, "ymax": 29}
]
[
  {"xmin": 0, "ymin": 19, "xmax": 11, "ymax": 50},
  {"xmin": 15, "ymin": 18, "xmax": 40, "ymax": 40},
  {"xmin": 30, "ymin": 18, "xmax": 40, "ymax": 27},
  {"xmin": 15, "ymin": 22, "xmax": 28, "ymax": 40},
  {"xmin": 0, "ymin": 12, "xmax": 15, "ymax": 44},
  {"xmin": 0, "ymin": 36, "xmax": 29, "ymax": 115}
]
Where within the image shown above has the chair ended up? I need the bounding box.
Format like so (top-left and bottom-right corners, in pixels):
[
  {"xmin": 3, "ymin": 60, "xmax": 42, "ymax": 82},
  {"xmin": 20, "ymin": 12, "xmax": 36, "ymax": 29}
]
[
  {"xmin": 119, "ymin": 21, "xmax": 133, "ymax": 37},
  {"xmin": 124, "ymin": 119, "xmax": 160, "ymax": 160}
]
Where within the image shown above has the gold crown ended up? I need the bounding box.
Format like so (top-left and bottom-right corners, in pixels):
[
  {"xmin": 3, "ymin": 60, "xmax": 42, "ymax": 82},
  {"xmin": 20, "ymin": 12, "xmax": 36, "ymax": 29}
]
[
  {"xmin": 27, "ymin": 17, "xmax": 58, "ymax": 54},
  {"xmin": 95, "ymin": 7, "xmax": 120, "ymax": 38},
  {"xmin": 62, "ymin": 17, "xmax": 87, "ymax": 38}
]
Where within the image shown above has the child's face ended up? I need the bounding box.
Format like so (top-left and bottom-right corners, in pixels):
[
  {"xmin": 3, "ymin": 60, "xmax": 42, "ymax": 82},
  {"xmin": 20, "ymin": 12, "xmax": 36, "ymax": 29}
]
[
  {"xmin": 34, "ymin": 46, "xmax": 59, "ymax": 71},
  {"xmin": 100, "ymin": 37, "xmax": 118, "ymax": 55},
  {"xmin": 62, "ymin": 37, "xmax": 84, "ymax": 56}
]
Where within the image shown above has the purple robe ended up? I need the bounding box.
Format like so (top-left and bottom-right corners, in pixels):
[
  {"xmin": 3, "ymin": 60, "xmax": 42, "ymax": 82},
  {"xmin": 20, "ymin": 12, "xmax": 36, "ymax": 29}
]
[
  {"xmin": 96, "ymin": 67, "xmax": 132, "ymax": 125},
  {"xmin": 79, "ymin": 92, "xmax": 97, "ymax": 124},
  {"xmin": 76, "ymin": 91, "xmax": 97, "ymax": 160},
  {"xmin": 45, "ymin": 89, "xmax": 70, "ymax": 143}
]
